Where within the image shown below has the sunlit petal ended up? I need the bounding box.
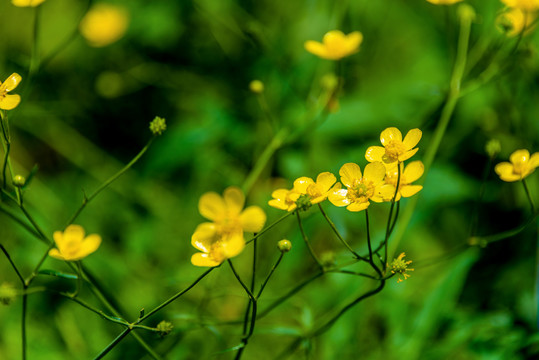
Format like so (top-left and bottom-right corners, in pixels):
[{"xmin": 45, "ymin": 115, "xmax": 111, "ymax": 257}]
[
  {"xmin": 191, "ymin": 253, "xmax": 221, "ymax": 267},
  {"xmin": 293, "ymin": 177, "xmax": 314, "ymax": 194},
  {"xmin": 400, "ymin": 185, "xmax": 423, "ymax": 198},
  {"xmin": 346, "ymin": 201, "xmax": 369, "ymax": 212},
  {"xmin": 363, "ymin": 162, "xmax": 386, "ymax": 183},
  {"xmin": 402, "ymin": 129, "xmax": 422, "ymax": 150},
  {"xmin": 339, "ymin": 163, "xmax": 362, "ymax": 188},
  {"xmin": 191, "ymin": 223, "xmax": 217, "ymax": 252},
  {"xmin": 0, "ymin": 94, "xmax": 21, "ymax": 110},
  {"xmin": 315, "ymin": 172, "xmax": 337, "ymax": 192},
  {"xmin": 380, "ymin": 127, "xmax": 402, "ymax": 146},
  {"xmin": 328, "ymin": 188, "xmax": 350, "ymax": 207},
  {"xmin": 223, "ymin": 186, "xmax": 245, "ymax": 216},
  {"xmin": 365, "ymin": 146, "xmax": 385, "ymax": 163},
  {"xmin": 403, "ymin": 161, "xmax": 424, "ymax": 183},
  {"xmin": 198, "ymin": 191, "xmax": 226, "ymax": 221},
  {"xmin": 239, "ymin": 206, "xmax": 266, "ymax": 233}
]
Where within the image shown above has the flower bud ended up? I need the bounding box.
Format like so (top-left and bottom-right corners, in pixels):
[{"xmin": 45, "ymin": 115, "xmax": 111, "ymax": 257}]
[
  {"xmin": 457, "ymin": 3, "xmax": 476, "ymax": 22},
  {"xmin": 277, "ymin": 239, "xmax": 292, "ymax": 253},
  {"xmin": 149, "ymin": 116, "xmax": 166, "ymax": 136},
  {"xmin": 12, "ymin": 175, "xmax": 26, "ymax": 187},
  {"xmin": 156, "ymin": 320, "xmax": 174, "ymax": 337},
  {"xmin": 485, "ymin": 139, "xmax": 501, "ymax": 159},
  {"xmin": 249, "ymin": 80, "xmax": 264, "ymax": 94},
  {"xmin": 0, "ymin": 282, "xmax": 17, "ymax": 306}
]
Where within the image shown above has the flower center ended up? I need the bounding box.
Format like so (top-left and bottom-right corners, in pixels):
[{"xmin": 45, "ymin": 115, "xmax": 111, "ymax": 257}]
[
  {"xmin": 349, "ymin": 180, "xmax": 374, "ymax": 201},
  {"xmin": 384, "ymin": 141, "xmax": 406, "ymax": 162},
  {"xmin": 295, "ymin": 194, "xmax": 312, "ymax": 211}
]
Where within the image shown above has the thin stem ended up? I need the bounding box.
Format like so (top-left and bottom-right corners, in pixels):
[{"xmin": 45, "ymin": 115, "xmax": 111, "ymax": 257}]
[
  {"xmin": 388, "ymin": 201, "xmax": 400, "ymax": 236},
  {"xmin": 0, "ymin": 244, "xmax": 25, "ymax": 284},
  {"xmin": 318, "ymin": 204, "xmax": 365, "ymax": 260},
  {"xmin": 365, "ymin": 209, "xmax": 382, "ymax": 277},
  {"xmin": 0, "ymin": 203, "xmax": 41, "ymax": 240},
  {"xmin": 242, "ymin": 238, "xmax": 258, "ymax": 335},
  {"xmin": 22, "ymin": 290, "xmax": 28, "ymax": 360},
  {"xmin": 256, "ymin": 252, "xmax": 284, "ymax": 299},
  {"xmin": 245, "ymin": 211, "xmax": 294, "ymax": 245},
  {"xmin": 327, "ymin": 269, "xmax": 378, "ymax": 280},
  {"xmin": 522, "ymin": 178, "xmax": 536, "ymax": 214},
  {"xmin": 67, "ymin": 137, "xmax": 154, "ymax": 225},
  {"xmin": 384, "ymin": 162, "xmax": 401, "ymax": 269},
  {"xmin": 228, "ymin": 260, "xmax": 255, "ymax": 300},
  {"xmin": 295, "ymin": 211, "xmax": 323, "ymax": 269},
  {"xmin": 94, "ymin": 328, "xmax": 132, "ymax": 360},
  {"xmin": 0, "ymin": 112, "xmax": 13, "ymax": 190},
  {"xmin": 71, "ymin": 261, "xmax": 83, "ymax": 298}
]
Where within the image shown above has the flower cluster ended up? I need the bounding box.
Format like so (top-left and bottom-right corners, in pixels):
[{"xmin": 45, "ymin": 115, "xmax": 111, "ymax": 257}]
[
  {"xmin": 497, "ymin": 0, "xmax": 538, "ymax": 37},
  {"xmin": 269, "ymin": 127, "xmax": 424, "ymax": 213},
  {"xmin": 191, "ymin": 187, "xmax": 266, "ymax": 267}
]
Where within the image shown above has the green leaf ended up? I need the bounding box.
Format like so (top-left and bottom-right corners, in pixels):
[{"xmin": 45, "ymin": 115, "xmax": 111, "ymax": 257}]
[{"xmin": 38, "ymin": 269, "xmax": 78, "ymax": 280}]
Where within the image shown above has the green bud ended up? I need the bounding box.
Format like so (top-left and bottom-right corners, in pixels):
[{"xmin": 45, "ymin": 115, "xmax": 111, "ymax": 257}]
[
  {"xmin": 156, "ymin": 320, "xmax": 173, "ymax": 337},
  {"xmin": 457, "ymin": 3, "xmax": 476, "ymax": 22},
  {"xmin": 485, "ymin": 139, "xmax": 501, "ymax": 159},
  {"xmin": 12, "ymin": 175, "xmax": 26, "ymax": 188},
  {"xmin": 149, "ymin": 116, "xmax": 167, "ymax": 136},
  {"xmin": 277, "ymin": 239, "xmax": 292, "ymax": 253},
  {"xmin": 249, "ymin": 80, "xmax": 264, "ymax": 94}
]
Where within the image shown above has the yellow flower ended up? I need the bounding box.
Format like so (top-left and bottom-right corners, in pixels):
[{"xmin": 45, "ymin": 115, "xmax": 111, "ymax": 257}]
[
  {"xmin": 304, "ymin": 30, "xmax": 363, "ymax": 60},
  {"xmin": 329, "ymin": 162, "xmax": 395, "ymax": 212},
  {"xmin": 79, "ymin": 3, "xmax": 129, "ymax": 47},
  {"xmin": 49, "ymin": 225, "xmax": 102, "ymax": 261},
  {"xmin": 501, "ymin": 0, "xmax": 539, "ymax": 12},
  {"xmin": 365, "ymin": 127, "xmax": 422, "ymax": 164},
  {"xmin": 268, "ymin": 172, "xmax": 337, "ymax": 211},
  {"xmin": 497, "ymin": 7, "xmax": 536, "ymax": 37},
  {"xmin": 495, "ymin": 149, "xmax": 539, "ymax": 182},
  {"xmin": 11, "ymin": 0, "xmax": 45, "ymax": 7},
  {"xmin": 425, "ymin": 0, "xmax": 463, "ymax": 4},
  {"xmin": 390, "ymin": 252, "xmax": 414, "ymax": 283},
  {"xmin": 191, "ymin": 225, "xmax": 245, "ymax": 267},
  {"xmin": 192, "ymin": 187, "xmax": 266, "ymax": 267},
  {"xmin": 384, "ymin": 161, "xmax": 424, "ymax": 201},
  {"xmin": 0, "ymin": 73, "xmax": 22, "ymax": 111}
]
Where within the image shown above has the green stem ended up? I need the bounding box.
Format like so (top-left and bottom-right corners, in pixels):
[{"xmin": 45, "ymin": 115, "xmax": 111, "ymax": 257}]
[
  {"xmin": 0, "ymin": 244, "xmax": 25, "ymax": 284},
  {"xmin": 365, "ymin": 209, "xmax": 382, "ymax": 277},
  {"xmin": 245, "ymin": 212, "xmax": 294, "ymax": 245},
  {"xmin": 318, "ymin": 204, "xmax": 365, "ymax": 260},
  {"xmin": 383, "ymin": 162, "xmax": 401, "ymax": 268},
  {"xmin": 256, "ymin": 252, "xmax": 284, "ymax": 299},
  {"xmin": 94, "ymin": 329, "xmax": 132, "ymax": 360},
  {"xmin": 0, "ymin": 112, "xmax": 13, "ymax": 190},
  {"xmin": 242, "ymin": 238, "xmax": 258, "ymax": 335},
  {"xmin": 0, "ymin": 203, "xmax": 41, "ymax": 240},
  {"xmin": 67, "ymin": 137, "xmax": 154, "ymax": 225},
  {"xmin": 295, "ymin": 211, "xmax": 323, "ymax": 269},
  {"xmin": 22, "ymin": 289, "xmax": 28, "ymax": 360},
  {"xmin": 522, "ymin": 178, "xmax": 536, "ymax": 214}
]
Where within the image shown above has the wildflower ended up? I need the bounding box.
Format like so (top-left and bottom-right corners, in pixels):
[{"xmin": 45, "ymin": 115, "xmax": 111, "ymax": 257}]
[
  {"xmin": 49, "ymin": 225, "xmax": 102, "ymax": 261},
  {"xmin": 390, "ymin": 252, "xmax": 414, "ymax": 283},
  {"xmin": 11, "ymin": 0, "xmax": 45, "ymax": 7},
  {"xmin": 496, "ymin": 7, "xmax": 536, "ymax": 37},
  {"xmin": 79, "ymin": 3, "xmax": 129, "ymax": 47},
  {"xmin": 501, "ymin": 0, "xmax": 539, "ymax": 12},
  {"xmin": 0, "ymin": 73, "xmax": 22, "ymax": 111},
  {"xmin": 384, "ymin": 161, "xmax": 424, "ymax": 201},
  {"xmin": 304, "ymin": 30, "xmax": 363, "ymax": 60},
  {"xmin": 149, "ymin": 116, "xmax": 167, "ymax": 135},
  {"xmin": 249, "ymin": 80, "xmax": 264, "ymax": 94},
  {"xmin": 365, "ymin": 127, "xmax": 422, "ymax": 164},
  {"xmin": 329, "ymin": 162, "xmax": 395, "ymax": 212},
  {"xmin": 268, "ymin": 172, "xmax": 337, "ymax": 212},
  {"xmin": 426, "ymin": 0, "xmax": 463, "ymax": 4},
  {"xmin": 198, "ymin": 186, "xmax": 266, "ymax": 235},
  {"xmin": 485, "ymin": 139, "xmax": 501, "ymax": 158},
  {"xmin": 191, "ymin": 225, "xmax": 245, "ymax": 267},
  {"xmin": 495, "ymin": 149, "xmax": 539, "ymax": 182},
  {"xmin": 277, "ymin": 239, "xmax": 292, "ymax": 253}
]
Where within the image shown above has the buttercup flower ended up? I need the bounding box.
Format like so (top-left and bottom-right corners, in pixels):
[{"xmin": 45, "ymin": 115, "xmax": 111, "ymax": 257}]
[
  {"xmin": 501, "ymin": 0, "xmax": 539, "ymax": 12},
  {"xmin": 390, "ymin": 252, "xmax": 414, "ymax": 283},
  {"xmin": 269, "ymin": 172, "xmax": 336, "ymax": 211},
  {"xmin": 305, "ymin": 30, "xmax": 363, "ymax": 60},
  {"xmin": 329, "ymin": 162, "xmax": 395, "ymax": 212},
  {"xmin": 269, "ymin": 188, "xmax": 300, "ymax": 212},
  {"xmin": 0, "ymin": 73, "xmax": 22, "ymax": 111},
  {"xmin": 49, "ymin": 225, "xmax": 102, "ymax": 261},
  {"xmin": 191, "ymin": 226, "xmax": 245, "ymax": 267},
  {"xmin": 11, "ymin": 0, "xmax": 46, "ymax": 7},
  {"xmin": 79, "ymin": 3, "xmax": 129, "ymax": 47},
  {"xmin": 495, "ymin": 149, "xmax": 539, "ymax": 182},
  {"xmin": 384, "ymin": 161, "xmax": 424, "ymax": 201},
  {"xmin": 365, "ymin": 127, "xmax": 422, "ymax": 164},
  {"xmin": 426, "ymin": 0, "xmax": 463, "ymax": 4},
  {"xmin": 496, "ymin": 7, "xmax": 536, "ymax": 37}
]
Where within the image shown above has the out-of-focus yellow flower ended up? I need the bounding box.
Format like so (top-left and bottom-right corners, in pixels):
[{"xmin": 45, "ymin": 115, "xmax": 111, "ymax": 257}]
[
  {"xmin": 497, "ymin": 7, "xmax": 536, "ymax": 37},
  {"xmin": 390, "ymin": 252, "xmax": 414, "ymax": 283},
  {"xmin": 79, "ymin": 3, "xmax": 129, "ymax": 47},
  {"xmin": 192, "ymin": 187, "xmax": 266, "ymax": 267},
  {"xmin": 495, "ymin": 149, "xmax": 539, "ymax": 182},
  {"xmin": 365, "ymin": 127, "xmax": 422, "ymax": 164},
  {"xmin": 269, "ymin": 172, "xmax": 336, "ymax": 211},
  {"xmin": 384, "ymin": 161, "xmax": 424, "ymax": 201},
  {"xmin": 249, "ymin": 80, "xmax": 264, "ymax": 94},
  {"xmin": 11, "ymin": 0, "xmax": 45, "ymax": 7},
  {"xmin": 305, "ymin": 30, "xmax": 363, "ymax": 60},
  {"xmin": 501, "ymin": 0, "xmax": 539, "ymax": 12},
  {"xmin": 49, "ymin": 225, "xmax": 102, "ymax": 261},
  {"xmin": 426, "ymin": 0, "xmax": 463, "ymax": 4},
  {"xmin": 0, "ymin": 73, "xmax": 22, "ymax": 111},
  {"xmin": 329, "ymin": 162, "xmax": 394, "ymax": 212}
]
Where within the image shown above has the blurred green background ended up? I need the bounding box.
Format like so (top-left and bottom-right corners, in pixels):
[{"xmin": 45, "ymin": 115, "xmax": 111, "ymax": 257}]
[{"xmin": 1, "ymin": 0, "xmax": 538, "ymax": 359}]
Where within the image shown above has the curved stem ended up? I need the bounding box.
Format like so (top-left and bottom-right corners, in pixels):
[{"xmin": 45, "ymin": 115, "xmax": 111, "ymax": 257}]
[
  {"xmin": 245, "ymin": 212, "xmax": 294, "ymax": 245},
  {"xmin": 296, "ymin": 211, "xmax": 323, "ymax": 269},
  {"xmin": 522, "ymin": 179, "xmax": 536, "ymax": 214},
  {"xmin": 256, "ymin": 252, "xmax": 284, "ymax": 299}
]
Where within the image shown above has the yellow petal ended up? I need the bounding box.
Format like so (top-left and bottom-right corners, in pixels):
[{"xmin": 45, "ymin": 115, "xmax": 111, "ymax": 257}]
[
  {"xmin": 304, "ymin": 41, "xmax": 329, "ymax": 59},
  {"xmin": 1, "ymin": 73, "xmax": 22, "ymax": 92},
  {"xmin": 239, "ymin": 206, "xmax": 266, "ymax": 233},
  {"xmin": 63, "ymin": 225, "xmax": 85, "ymax": 242},
  {"xmin": 529, "ymin": 152, "xmax": 539, "ymax": 169},
  {"xmin": 373, "ymin": 184, "xmax": 396, "ymax": 202},
  {"xmin": 365, "ymin": 146, "xmax": 385, "ymax": 162},
  {"xmin": 0, "ymin": 94, "xmax": 21, "ymax": 110},
  {"xmin": 48, "ymin": 248, "xmax": 65, "ymax": 260},
  {"xmin": 191, "ymin": 223, "xmax": 217, "ymax": 252},
  {"xmin": 198, "ymin": 191, "xmax": 226, "ymax": 221},
  {"xmin": 400, "ymin": 185, "xmax": 423, "ymax": 198},
  {"xmin": 328, "ymin": 187, "xmax": 350, "ymax": 207},
  {"xmin": 345, "ymin": 31, "xmax": 363, "ymax": 53},
  {"xmin": 220, "ymin": 232, "xmax": 245, "ymax": 259},
  {"xmin": 510, "ymin": 149, "xmax": 530, "ymax": 166},
  {"xmin": 339, "ymin": 163, "xmax": 362, "ymax": 188},
  {"xmin": 398, "ymin": 148, "xmax": 419, "ymax": 162},
  {"xmin": 380, "ymin": 127, "xmax": 402, "ymax": 146},
  {"xmin": 363, "ymin": 162, "xmax": 386, "ymax": 183},
  {"xmin": 495, "ymin": 162, "xmax": 520, "ymax": 182},
  {"xmin": 293, "ymin": 177, "xmax": 314, "ymax": 194},
  {"xmin": 191, "ymin": 253, "xmax": 221, "ymax": 267},
  {"xmin": 403, "ymin": 161, "xmax": 424, "ymax": 183},
  {"xmin": 346, "ymin": 201, "xmax": 369, "ymax": 212},
  {"xmin": 74, "ymin": 234, "xmax": 102, "ymax": 260},
  {"xmin": 402, "ymin": 129, "xmax": 422, "ymax": 150},
  {"xmin": 11, "ymin": 0, "xmax": 46, "ymax": 6},
  {"xmin": 315, "ymin": 172, "xmax": 337, "ymax": 192},
  {"xmin": 223, "ymin": 186, "xmax": 245, "ymax": 216}
]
